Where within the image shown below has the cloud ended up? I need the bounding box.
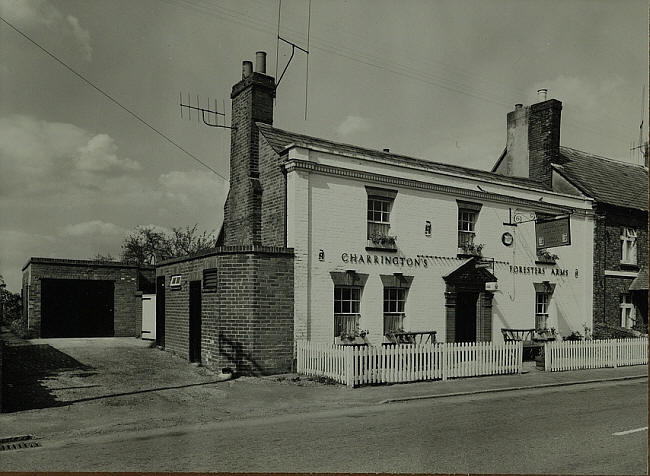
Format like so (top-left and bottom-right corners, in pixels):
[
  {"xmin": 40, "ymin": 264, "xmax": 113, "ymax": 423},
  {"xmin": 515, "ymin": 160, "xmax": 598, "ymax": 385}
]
[
  {"xmin": 66, "ymin": 15, "xmax": 92, "ymax": 61},
  {"xmin": 336, "ymin": 115, "xmax": 371, "ymax": 137},
  {"xmin": 0, "ymin": 115, "xmax": 142, "ymax": 197},
  {"xmin": 61, "ymin": 220, "xmax": 126, "ymax": 237},
  {"xmin": 0, "ymin": 0, "xmax": 92, "ymax": 61},
  {"xmin": 76, "ymin": 134, "xmax": 141, "ymax": 172},
  {"xmin": 159, "ymin": 170, "xmax": 225, "ymax": 210}
]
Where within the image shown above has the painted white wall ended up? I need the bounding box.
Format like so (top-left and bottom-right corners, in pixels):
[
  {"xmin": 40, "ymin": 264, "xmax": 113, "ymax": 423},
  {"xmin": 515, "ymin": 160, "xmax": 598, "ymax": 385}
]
[{"xmin": 286, "ymin": 148, "xmax": 595, "ymax": 346}]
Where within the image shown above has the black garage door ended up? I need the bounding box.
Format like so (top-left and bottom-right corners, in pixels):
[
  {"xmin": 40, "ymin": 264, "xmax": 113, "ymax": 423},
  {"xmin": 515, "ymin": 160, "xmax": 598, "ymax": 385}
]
[{"xmin": 41, "ymin": 279, "xmax": 114, "ymax": 338}]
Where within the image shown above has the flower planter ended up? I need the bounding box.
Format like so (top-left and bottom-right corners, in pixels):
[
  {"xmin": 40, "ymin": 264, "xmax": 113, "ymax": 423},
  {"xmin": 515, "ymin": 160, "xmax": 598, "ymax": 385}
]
[{"xmin": 335, "ymin": 336, "xmax": 367, "ymax": 346}]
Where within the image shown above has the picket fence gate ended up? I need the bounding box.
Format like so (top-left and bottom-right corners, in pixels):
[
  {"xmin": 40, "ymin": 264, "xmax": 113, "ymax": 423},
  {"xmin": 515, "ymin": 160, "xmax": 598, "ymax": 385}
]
[
  {"xmin": 544, "ymin": 337, "xmax": 648, "ymax": 371},
  {"xmin": 296, "ymin": 340, "xmax": 523, "ymax": 388}
]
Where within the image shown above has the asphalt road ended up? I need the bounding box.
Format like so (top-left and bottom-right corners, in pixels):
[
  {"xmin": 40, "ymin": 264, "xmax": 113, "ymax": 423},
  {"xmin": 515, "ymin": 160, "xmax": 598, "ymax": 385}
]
[{"xmin": 1, "ymin": 379, "xmax": 647, "ymax": 474}]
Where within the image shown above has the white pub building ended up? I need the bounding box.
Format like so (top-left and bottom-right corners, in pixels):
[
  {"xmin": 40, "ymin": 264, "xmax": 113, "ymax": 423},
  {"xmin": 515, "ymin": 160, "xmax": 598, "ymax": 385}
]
[{"xmin": 278, "ymin": 125, "xmax": 594, "ymax": 346}]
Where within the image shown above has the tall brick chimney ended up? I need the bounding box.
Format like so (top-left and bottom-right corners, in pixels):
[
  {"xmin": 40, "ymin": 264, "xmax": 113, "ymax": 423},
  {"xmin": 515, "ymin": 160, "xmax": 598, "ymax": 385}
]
[
  {"xmin": 223, "ymin": 52, "xmax": 275, "ymax": 246},
  {"xmin": 494, "ymin": 91, "xmax": 563, "ymax": 189}
]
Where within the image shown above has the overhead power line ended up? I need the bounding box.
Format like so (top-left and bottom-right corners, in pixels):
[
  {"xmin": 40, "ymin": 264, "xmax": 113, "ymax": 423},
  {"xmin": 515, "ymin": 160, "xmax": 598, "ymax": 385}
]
[{"xmin": 0, "ymin": 15, "xmax": 228, "ymax": 182}]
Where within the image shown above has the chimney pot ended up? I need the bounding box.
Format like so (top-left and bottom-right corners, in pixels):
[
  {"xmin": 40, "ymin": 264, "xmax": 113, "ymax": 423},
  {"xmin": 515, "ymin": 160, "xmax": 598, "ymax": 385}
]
[
  {"xmin": 515, "ymin": 103, "xmax": 523, "ymax": 109},
  {"xmin": 242, "ymin": 60, "xmax": 253, "ymax": 79},
  {"xmin": 255, "ymin": 51, "xmax": 267, "ymax": 74},
  {"xmin": 537, "ymin": 88, "xmax": 548, "ymax": 101}
]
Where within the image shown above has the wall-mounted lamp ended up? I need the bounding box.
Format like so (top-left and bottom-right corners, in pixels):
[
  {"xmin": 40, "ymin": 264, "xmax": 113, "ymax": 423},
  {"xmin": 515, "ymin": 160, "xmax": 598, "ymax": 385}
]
[
  {"xmin": 425, "ymin": 221, "xmax": 432, "ymax": 236},
  {"xmin": 575, "ymin": 268, "xmax": 579, "ymax": 278}
]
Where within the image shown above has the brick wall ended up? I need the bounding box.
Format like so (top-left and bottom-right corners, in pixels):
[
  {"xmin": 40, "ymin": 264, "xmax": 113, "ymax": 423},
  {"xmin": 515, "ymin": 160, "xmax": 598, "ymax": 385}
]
[
  {"xmin": 156, "ymin": 247, "xmax": 294, "ymax": 375},
  {"xmin": 224, "ymin": 72, "xmax": 275, "ymax": 247},
  {"xmin": 528, "ymin": 99, "xmax": 562, "ymax": 188},
  {"xmin": 593, "ymin": 205, "xmax": 648, "ymax": 327},
  {"xmin": 21, "ymin": 259, "xmax": 144, "ymax": 338},
  {"xmin": 259, "ymin": 134, "xmax": 286, "ymax": 246}
]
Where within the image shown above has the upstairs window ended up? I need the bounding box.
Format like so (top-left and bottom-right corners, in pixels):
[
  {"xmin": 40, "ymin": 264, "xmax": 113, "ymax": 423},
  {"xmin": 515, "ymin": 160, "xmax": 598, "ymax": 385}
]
[
  {"xmin": 620, "ymin": 227, "xmax": 638, "ymax": 265},
  {"xmin": 334, "ymin": 286, "xmax": 361, "ymax": 337},
  {"xmin": 535, "ymin": 292, "xmax": 549, "ymax": 330},
  {"xmin": 366, "ymin": 186, "xmax": 398, "ymax": 249},
  {"xmin": 457, "ymin": 200, "xmax": 482, "ymax": 251},
  {"xmin": 458, "ymin": 210, "xmax": 476, "ymax": 247},
  {"xmin": 383, "ymin": 287, "xmax": 406, "ymax": 334},
  {"xmin": 620, "ymin": 293, "xmax": 636, "ymax": 328}
]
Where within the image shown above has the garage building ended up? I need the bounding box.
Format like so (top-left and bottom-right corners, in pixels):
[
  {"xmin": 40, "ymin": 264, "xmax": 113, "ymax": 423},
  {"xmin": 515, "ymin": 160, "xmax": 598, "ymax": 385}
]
[{"xmin": 21, "ymin": 258, "xmax": 154, "ymax": 338}]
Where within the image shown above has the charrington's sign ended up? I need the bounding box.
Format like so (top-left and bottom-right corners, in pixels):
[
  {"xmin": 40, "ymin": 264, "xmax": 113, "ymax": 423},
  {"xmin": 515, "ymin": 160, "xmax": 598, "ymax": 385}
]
[{"xmin": 341, "ymin": 253, "xmax": 429, "ymax": 268}]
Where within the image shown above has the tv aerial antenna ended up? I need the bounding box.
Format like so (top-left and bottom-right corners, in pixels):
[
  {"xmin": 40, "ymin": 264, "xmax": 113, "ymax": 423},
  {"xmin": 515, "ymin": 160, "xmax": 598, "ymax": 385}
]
[
  {"xmin": 275, "ymin": 0, "xmax": 312, "ymax": 120},
  {"xmin": 179, "ymin": 92, "xmax": 235, "ymax": 130},
  {"xmin": 630, "ymin": 84, "xmax": 648, "ymax": 166}
]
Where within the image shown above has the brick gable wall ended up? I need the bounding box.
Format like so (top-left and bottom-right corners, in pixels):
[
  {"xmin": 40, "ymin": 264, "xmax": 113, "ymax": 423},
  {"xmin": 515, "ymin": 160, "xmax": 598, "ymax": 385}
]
[{"xmin": 592, "ymin": 205, "xmax": 648, "ymax": 328}]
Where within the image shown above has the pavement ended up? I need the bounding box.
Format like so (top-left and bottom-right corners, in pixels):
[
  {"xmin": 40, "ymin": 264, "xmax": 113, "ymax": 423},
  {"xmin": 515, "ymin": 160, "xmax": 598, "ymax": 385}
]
[{"xmin": 0, "ymin": 328, "xmax": 647, "ymax": 444}]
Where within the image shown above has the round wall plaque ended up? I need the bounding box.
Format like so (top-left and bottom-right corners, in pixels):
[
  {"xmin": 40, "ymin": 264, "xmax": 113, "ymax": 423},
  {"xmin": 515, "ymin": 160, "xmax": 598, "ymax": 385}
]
[{"xmin": 501, "ymin": 232, "xmax": 514, "ymax": 246}]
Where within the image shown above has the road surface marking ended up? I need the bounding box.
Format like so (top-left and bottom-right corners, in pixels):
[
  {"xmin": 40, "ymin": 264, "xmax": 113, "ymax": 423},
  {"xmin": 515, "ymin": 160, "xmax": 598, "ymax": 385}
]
[{"xmin": 612, "ymin": 426, "xmax": 648, "ymax": 436}]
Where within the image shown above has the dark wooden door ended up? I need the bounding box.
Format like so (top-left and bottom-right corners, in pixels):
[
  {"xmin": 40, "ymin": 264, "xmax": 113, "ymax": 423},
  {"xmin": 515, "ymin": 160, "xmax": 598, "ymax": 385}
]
[
  {"xmin": 189, "ymin": 280, "xmax": 202, "ymax": 363},
  {"xmin": 455, "ymin": 291, "xmax": 478, "ymax": 342},
  {"xmin": 156, "ymin": 276, "xmax": 166, "ymax": 347}
]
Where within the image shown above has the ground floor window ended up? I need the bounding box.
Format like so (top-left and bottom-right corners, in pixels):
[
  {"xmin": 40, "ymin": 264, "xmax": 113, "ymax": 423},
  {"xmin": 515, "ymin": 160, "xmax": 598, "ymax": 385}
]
[
  {"xmin": 334, "ymin": 286, "xmax": 360, "ymax": 336},
  {"xmin": 535, "ymin": 292, "xmax": 549, "ymax": 329},
  {"xmin": 620, "ymin": 293, "xmax": 636, "ymax": 328},
  {"xmin": 384, "ymin": 287, "xmax": 406, "ymax": 333}
]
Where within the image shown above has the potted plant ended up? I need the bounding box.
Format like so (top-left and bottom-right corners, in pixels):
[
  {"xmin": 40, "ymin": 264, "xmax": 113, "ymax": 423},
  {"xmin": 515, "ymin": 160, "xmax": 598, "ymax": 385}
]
[{"xmin": 533, "ymin": 327, "xmax": 557, "ymax": 341}]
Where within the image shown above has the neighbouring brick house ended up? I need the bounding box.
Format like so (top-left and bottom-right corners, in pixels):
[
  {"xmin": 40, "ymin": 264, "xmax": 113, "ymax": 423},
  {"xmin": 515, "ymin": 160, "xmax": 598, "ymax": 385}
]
[
  {"xmin": 21, "ymin": 258, "xmax": 154, "ymax": 338},
  {"xmin": 492, "ymin": 91, "xmax": 648, "ymax": 332}
]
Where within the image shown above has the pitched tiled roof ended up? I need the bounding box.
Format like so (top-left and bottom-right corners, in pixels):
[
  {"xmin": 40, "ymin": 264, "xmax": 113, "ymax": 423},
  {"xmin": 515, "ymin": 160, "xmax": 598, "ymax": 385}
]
[
  {"xmin": 555, "ymin": 147, "xmax": 648, "ymax": 211},
  {"xmin": 257, "ymin": 123, "xmax": 550, "ymax": 191}
]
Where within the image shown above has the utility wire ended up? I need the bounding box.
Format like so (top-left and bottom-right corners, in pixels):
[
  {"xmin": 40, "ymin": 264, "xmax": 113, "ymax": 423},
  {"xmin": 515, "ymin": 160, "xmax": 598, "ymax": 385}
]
[{"xmin": 0, "ymin": 14, "xmax": 228, "ymax": 182}]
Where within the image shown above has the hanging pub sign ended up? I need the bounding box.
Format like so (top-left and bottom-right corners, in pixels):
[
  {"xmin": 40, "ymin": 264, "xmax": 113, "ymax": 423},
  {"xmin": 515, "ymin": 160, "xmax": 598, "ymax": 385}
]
[{"xmin": 535, "ymin": 215, "xmax": 571, "ymax": 250}]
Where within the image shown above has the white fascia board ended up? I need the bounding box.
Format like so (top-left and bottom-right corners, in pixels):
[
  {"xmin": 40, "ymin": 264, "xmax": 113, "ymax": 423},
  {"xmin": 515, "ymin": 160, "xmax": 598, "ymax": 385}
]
[{"xmin": 282, "ymin": 143, "xmax": 593, "ymax": 210}]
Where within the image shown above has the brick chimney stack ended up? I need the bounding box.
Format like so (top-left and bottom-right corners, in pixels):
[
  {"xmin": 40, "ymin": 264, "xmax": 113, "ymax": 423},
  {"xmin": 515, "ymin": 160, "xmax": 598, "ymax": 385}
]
[
  {"xmin": 494, "ymin": 91, "xmax": 563, "ymax": 189},
  {"xmin": 223, "ymin": 52, "xmax": 275, "ymax": 246},
  {"xmin": 528, "ymin": 97, "xmax": 562, "ymax": 188}
]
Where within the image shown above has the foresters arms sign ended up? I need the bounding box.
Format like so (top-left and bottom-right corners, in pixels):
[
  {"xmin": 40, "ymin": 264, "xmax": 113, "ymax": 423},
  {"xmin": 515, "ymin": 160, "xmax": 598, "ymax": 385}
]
[
  {"xmin": 535, "ymin": 215, "xmax": 571, "ymax": 250},
  {"xmin": 510, "ymin": 265, "xmax": 570, "ymax": 277},
  {"xmin": 341, "ymin": 253, "xmax": 430, "ymax": 268}
]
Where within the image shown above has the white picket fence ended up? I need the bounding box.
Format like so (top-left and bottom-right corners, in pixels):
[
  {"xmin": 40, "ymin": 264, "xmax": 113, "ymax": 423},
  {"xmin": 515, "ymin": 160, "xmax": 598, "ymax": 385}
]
[
  {"xmin": 544, "ymin": 338, "xmax": 648, "ymax": 372},
  {"xmin": 296, "ymin": 340, "xmax": 523, "ymax": 387}
]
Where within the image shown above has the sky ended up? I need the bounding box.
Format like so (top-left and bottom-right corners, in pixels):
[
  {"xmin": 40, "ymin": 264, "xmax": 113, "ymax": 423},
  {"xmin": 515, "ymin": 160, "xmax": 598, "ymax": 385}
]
[{"xmin": 0, "ymin": 0, "xmax": 647, "ymax": 291}]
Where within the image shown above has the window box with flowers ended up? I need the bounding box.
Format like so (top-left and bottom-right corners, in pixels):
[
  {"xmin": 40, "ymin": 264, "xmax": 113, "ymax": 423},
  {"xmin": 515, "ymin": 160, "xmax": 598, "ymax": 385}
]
[
  {"xmin": 535, "ymin": 249, "xmax": 559, "ymax": 265},
  {"xmin": 366, "ymin": 231, "xmax": 398, "ymax": 251},
  {"xmin": 335, "ymin": 329, "xmax": 368, "ymax": 346},
  {"xmin": 457, "ymin": 242, "xmax": 484, "ymax": 258}
]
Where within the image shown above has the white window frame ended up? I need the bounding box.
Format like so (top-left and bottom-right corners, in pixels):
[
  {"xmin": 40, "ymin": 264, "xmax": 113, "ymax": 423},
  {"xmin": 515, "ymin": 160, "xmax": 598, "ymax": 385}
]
[
  {"xmin": 458, "ymin": 209, "xmax": 477, "ymax": 247},
  {"xmin": 620, "ymin": 227, "xmax": 638, "ymax": 265},
  {"xmin": 169, "ymin": 275, "xmax": 182, "ymax": 288},
  {"xmin": 535, "ymin": 292, "xmax": 549, "ymax": 330},
  {"xmin": 367, "ymin": 196, "xmax": 393, "ymax": 239},
  {"xmin": 620, "ymin": 293, "xmax": 636, "ymax": 328},
  {"xmin": 334, "ymin": 286, "xmax": 361, "ymax": 337},
  {"xmin": 383, "ymin": 287, "xmax": 406, "ymax": 334}
]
